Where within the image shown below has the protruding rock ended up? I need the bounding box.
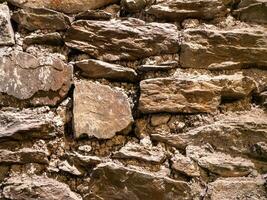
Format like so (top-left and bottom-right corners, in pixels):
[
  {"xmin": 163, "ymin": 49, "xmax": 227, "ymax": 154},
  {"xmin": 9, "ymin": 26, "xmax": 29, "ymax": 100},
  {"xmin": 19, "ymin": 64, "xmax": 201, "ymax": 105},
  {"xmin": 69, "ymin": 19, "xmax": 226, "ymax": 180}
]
[
  {"xmin": 58, "ymin": 160, "xmax": 82, "ymax": 176},
  {"xmin": 0, "ymin": 108, "xmax": 58, "ymax": 142},
  {"xmin": 147, "ymin": 0, "xmax": 228, "ymax": 22},
  {"xmin": 12, "ymin": 8, "xmax": 71, "ymax": 31},
  {"xmin": 204, "ymin": 177, "xmax": 267, "ymax": 200},
  {"xmin": 74, "ymin": 59, "xmax": 138, "ymax": 82},
  {"xmin": 3, "ymin": 174, "xmax": 82, "ymax": 200},
  {"xmin": 65, "ymin": 18, "xmax": 179, "ymax": 61},
  {"xmin": 7, "ymin": 0, "xmax": 120, "ymax": 14},
  {"xmin": 0, "ymin": 4, "xmax": 15, "ymax": 46},
  {"xmin": 121, "ymin": 0, "xmax": 148, "ymax": 13},
  {"xmin": 75, "ymin": 10, "xmax": 112, "ymax": 20},
  {"xmin": 0, "ymin": 51, "xmax": 73, "ymax": 107},
  {"xmin": 180, "ymin": 27, "xmax": 267, "ymax": 69},
  {"xmin": 88, "ymin": 162, "xmax": 191, "ymax": 200},
  {"xmin": 0, "ymin": 148, "xmax": 48, "ymax": 165},
  {"xmin": 113, "ymin": 138, "xmax": 166, "ymax": 164},
  {"xmin": 73, "ymin": 80, "xmax": 133, "ymax": 139},
  {"xmin": 187, "ymin": 145, "xmax": 255, "ymax": 177},
  {"xmin": 139, "ymin": 74, "xmax": 255, "ymax": 114},
  {"xmin": 23, "ymin": 32, "xmax": 63, "ymax": 46}
]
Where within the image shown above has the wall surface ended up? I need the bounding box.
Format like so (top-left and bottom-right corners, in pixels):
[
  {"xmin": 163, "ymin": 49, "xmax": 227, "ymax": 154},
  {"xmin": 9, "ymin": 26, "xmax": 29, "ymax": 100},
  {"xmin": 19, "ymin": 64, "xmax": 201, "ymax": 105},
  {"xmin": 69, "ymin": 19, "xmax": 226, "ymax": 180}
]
[{"xmin": 0, "ymin": 0, "xmax": 267, "ymax": 199}]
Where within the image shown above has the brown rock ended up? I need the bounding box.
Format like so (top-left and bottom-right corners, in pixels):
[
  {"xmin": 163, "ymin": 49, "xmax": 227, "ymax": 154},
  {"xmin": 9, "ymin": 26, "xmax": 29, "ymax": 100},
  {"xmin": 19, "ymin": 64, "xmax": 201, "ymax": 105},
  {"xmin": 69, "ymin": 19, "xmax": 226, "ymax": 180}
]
[
  {"xmin": 7, "ymin": 0, "xmax": 119, "ymax": 14},
  {"xmin": 75, "ymin": 10, "xmax": 112, "ymax": 20},
  {"xmin": 234, "ymin": 0, "xmax": 267, "ymax": 24},
  {"xmin": 147, "ymin": 0, "xmax": 228, "ymax": 22},
  {"xmin": 3, "ymin": 174, "xmax": 82, "ymax": 200},
  {"xmin": 187, "ymin": 145, "xmax": 255, "ymax": 177},
  {"xmin": 0, "ymin": 148, "xmax": 48, "ymax": 165},
  {"xmin": 88, "ymin": 162, "xmax": 192, "ymax": 200},
  {"xmin": 12, "ymin": 8, "xmax": 71, "ymax": 31},
  {"xmin": 0, "ymin": 4, "xmax": 14, "ymax": 46},
  {"xmin": 23, "ymin": 32, "xmax": 63, "ymax": 46},
  {"xmin": 121, "ymin": 0, "xmax": 147, "ymax": 13},
  {"xmin": 180, "ymin": 27, "xmax": 267, "ymax": 69},
  {"xmin": 73, "ymin": 80, "xmax": 133, "ymax": 139},
  {"xmin": 65, "ymin": 18, "xmax": 179, "ymax": 61},
  {"xmin": 0, "ymin": 108, "xmax": 58, "ymax": 142},
  {"xmin": 139, "ymin": 74, "xmax": 255, "ymax": 114},
  {"xmin": 0, "ymin": 51, "xmax": 73, "ymax": 107},
  {"xmin": 74, "ymin": 59, "xmax": 138, "ymax": 82},
  {"xmin": 204, "ymin": 177, "xmax": 267, "ymax": 200}
]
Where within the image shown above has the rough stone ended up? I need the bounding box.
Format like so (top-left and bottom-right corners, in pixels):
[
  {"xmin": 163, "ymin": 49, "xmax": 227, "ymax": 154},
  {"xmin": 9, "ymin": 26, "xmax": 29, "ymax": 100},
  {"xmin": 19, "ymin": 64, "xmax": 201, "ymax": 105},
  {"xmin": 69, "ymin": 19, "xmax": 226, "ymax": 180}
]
[
  {"xmin": 204, "ymin": 177, "xmax": 267, "ymax": 200},
  {"xmin": 75, "ymin": 10, "xmax": 112, "ymax": 20},
  {"xmin": 0, "ymin": 4, "xmax": 15, "ymax": 46},
  {"xmin": 73, "ymin": 80, "xmax": 133, "ymax": 139},
  {"xmin": 7, "ymin": 0, "xmax": 120, "ymax": 14},
  {"xmin": 139, "ymin": 74, "xmax": 255, "ymax": 114},
  {"xmin": 234, "ymin": 0, "xmax": 267, "ymax": 24},
  {"xmin": 0, "ymin": 148, "xmax": 48, "ymax": 165},
  {"xmin": 0, "ymin": 108, "xmax": 58, "ymax": 142},
  {"xmin": 180, "ymin": 27, "xmax": 267, "ymax": 69},
  {"xmin": 58, "ymin": 160, "xmax": 82, "ymax": 176},
  {"xmin": 147, "ymin": 0, "xmax": 228, "ymax": 22},
  {"xmin": 0, "ymin": 51, "xmax": 73, "ymax": 107},
  {"xmin": 3, "ymin": 174, "xmax": 82, "ymax": 200},
  {"xmin": 12, "ymin": 8, "xmax": 71, "ymax": 31},
  {"xmin": 121, "ymin": 0, "xmax": 147, "ymax": 13},
  {"xmin": 187, "ymin": 145, "xmax": 255, "ymax": 177},
  {"xmin": 74, "ymin": 59, "xmax": 138, "ymax": 82},
  {"xmin": 88, "ymin": 162, "xmax": 192, "ymax": 200},
  {"xmin": 23, "ymin": 32, "xmax": 63, "ymax": 46},
  {"xmin": 65, "ymin": 18, "xmax": 179, "ymax": 61}
]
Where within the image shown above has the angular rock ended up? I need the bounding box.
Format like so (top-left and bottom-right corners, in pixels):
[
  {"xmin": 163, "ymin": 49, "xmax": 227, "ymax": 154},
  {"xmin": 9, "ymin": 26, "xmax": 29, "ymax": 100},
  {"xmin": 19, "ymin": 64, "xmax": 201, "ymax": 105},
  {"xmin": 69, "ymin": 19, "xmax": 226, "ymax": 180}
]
[
  {"xmin": 7, "ymin": 0, "xmax": 119, "ymax": 14},
  {"xmin": 251, "ymin": 142, "xmax": 267, "ymax": 160},
  {"xmin": 75, "ymin": 10, "xmax": 112, "ymax": 20},
  {"xmin": 65, "ymin": 18, "xmax": 179, "ymax": 61},
  {"xmin": 0, "ymin": 51, "xmax": 73, "ymax": 107},
  {"xmin": 171, "ymin": 153, "xmax": 200, "ymax": 177},
  {"xmin": 74, "ymin": 59, "xmax": 138, "ymax": 82},
  {"xmin": 88, "ymin": 162, "xmax": 191, "ymax": 200},
  {"xmin": 73, "ymin": 80, "xmax": 133, "ymax": 139},
  {"xmin": 121, "ymin": 0, "xmax": 147, "ymax": 13},
  {"xmin": 147, "ymin": 0, "xmax": 228, "ymax": 22},
  {"xmin": 113, "ymin": 139, "xmax": 166, "ymax": 164},
  {"xmin": 67, "ymin": 151, "xmax": 101, "ymax": 167},
  {"xmin": 0, "ymin": 148, "xmax": 48, "ymax": 165},
  {"xmin": 58, "ymin": 160, "xmax": 82, "ymax": 176},
  {"xmin": 0, "ymin": 108, "xmax": 58, "ymax": 142},
  {"xmin": 12, "ymin": 8, "xmax": 71, "ymax": 31},
  {"xmin": 186, "ymin": 145, "xmax": 255, "ymax": 177},
  {"xmin": 23, "ymin": 32, "xmax": 63, "ymax": 46},
  {"xmin": 138, "ymin": 64, "xmax": 177, "ymax": 73},
  {"xmin": 3, "ymin": 174, "xmax": 82, "ymax": 200},
  {"xmin": 139, "ymin": 74, "xmax": 255, "ymax": 114},
  {"xmin": 180, "ymin": 27, "xmax": 267, "ymax": 69},
  {"xmin": 151, "ymin": 108, "xmax": 267, "ymax": 157},
  {"xmin": 0, "ymin": 4, "xmax": 14, "ymax": 46},
  {"xmin": 204, "ymin": 177, "xmax": 267, "ymax": 200},
  {"xmin": 234, "ymin": 0, "xmax": 267, "ymax": 24}
]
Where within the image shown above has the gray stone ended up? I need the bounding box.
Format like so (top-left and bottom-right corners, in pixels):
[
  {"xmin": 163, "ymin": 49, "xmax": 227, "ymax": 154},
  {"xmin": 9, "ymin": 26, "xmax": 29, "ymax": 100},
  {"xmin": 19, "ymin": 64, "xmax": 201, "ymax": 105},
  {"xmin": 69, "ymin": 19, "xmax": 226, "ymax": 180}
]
[{"xmin": 0, "ymin": 4, "xmax": 14, "ymax": 46}]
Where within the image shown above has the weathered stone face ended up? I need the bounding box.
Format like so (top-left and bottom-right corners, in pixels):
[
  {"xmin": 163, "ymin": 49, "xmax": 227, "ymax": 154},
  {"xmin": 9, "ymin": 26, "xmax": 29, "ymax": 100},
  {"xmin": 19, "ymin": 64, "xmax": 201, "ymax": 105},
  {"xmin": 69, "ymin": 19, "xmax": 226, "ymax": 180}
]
[
  {"xmin": 147, "ymin": 0, "xmax": 228, "ymax": 22},
  {"xmin": 0, "ymin": 51, "xmax": 73, "ymax": 107},
  {"xmin": 73, "ymin": 80, "xmax": 133, "ymax": 139},
  {"xmin": 74, "ymin": 59, "xmax": 138, "ymax": 82},
  {"xmin": 139, "ymin": 74, "xmax": 255, "ymax": 114},
  {"xmin": 12, "ymin": 8, "xmax": 71, "ymax": 31},
  {"xmin": 88, "ymin": 162, "xmax": 192, "ymax": 200},
  {"xmin": 65, "ymin": 18, "xmax": 179, "ymax": 61},
  {"xmin": 0, "ymin": 4, "xmax": 14, "ymax": 46},
  {"xmin": 3, "ymin": 175, "xmax": 82, "ymax": 200},
  {"xmin": 7, "ymin": 0, "xmax": 120, "ymax": 14},
  {"xmin": 180, "ymin": 27, "xmax": 267, "ymax": 69}
]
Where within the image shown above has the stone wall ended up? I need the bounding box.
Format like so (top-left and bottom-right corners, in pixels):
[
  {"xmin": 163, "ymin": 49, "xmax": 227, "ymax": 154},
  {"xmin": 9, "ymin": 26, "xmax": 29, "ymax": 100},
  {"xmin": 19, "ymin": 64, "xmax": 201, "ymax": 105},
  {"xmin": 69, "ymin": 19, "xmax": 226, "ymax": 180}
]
[{"xmin": 0, "ymin": 0, "xmax": 267, "ymax": 199}]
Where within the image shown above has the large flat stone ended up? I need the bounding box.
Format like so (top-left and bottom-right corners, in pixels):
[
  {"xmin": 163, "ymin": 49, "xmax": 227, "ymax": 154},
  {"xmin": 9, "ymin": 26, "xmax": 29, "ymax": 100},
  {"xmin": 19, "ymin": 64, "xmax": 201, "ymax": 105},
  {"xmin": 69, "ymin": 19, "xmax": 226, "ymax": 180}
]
[
  {"xmin": 0, "ymin": 4, "xmax": 14, "ymax": 46},
  {"xmin": 180, "ymin": 27, "xmax": 267, "ymax": 69},
  {"xmin": 3, "ymin": 174, "xmax": 82, "ymax": 200},
  {"xmin": 74, "ymin": 59, "xmax": 138, "ymax": 82},
  {"xmin": 139, "ymin": 74, "xmax": 255, "ymax": 114},
  {"xmin": 12, "ymin": 8, "xmax": 71, "ymax": 31},
  {"xmin": 65, "ymin": 18, "xmax": 179, "ymax": 61},
  {"xmin": 0, "ymin": 51, "xmax": 73, "ymax": 107},
  {"xmin": 147, "ymin": 0, "xmax": 228, "ymax": 22},
  {"xmin": 88, "ymin": 162, "xmax": 191, "ymax": 200},
  {"xmin": 7, "ymin": 0, "xmax": 119, "ymax": 14},
  {"xmin": 73, "ymin": 80, "xmax": 133, "ymax": 139}
]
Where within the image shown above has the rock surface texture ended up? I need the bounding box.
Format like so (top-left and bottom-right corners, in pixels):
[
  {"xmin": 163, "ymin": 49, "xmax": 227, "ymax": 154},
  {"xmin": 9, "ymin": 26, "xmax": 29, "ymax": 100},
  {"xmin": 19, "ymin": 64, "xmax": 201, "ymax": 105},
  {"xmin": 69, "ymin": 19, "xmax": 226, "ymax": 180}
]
[{"xmin": 0, "ymin": 0, "xmax": 266, "ymax": 200}]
